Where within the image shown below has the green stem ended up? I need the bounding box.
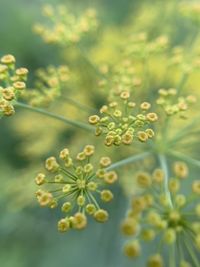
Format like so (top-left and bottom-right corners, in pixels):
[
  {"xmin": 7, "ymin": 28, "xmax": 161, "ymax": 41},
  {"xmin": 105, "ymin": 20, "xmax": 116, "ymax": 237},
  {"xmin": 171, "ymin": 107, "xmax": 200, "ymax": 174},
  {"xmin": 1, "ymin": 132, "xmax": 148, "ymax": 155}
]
[
  {"xmin": 177, "ymin": 233, "xmax": 184, "ymax": 263},
  {"xmin": 62, "ymin": 95, "xmax": 97, "ymax": 114},
  {"xmin": 158, "ymin": 154, "xmax": 173, "ymax": 208},
  {"xmin": 169, "ymin": 116, "xmax": 200, "ymax": 145},
  {"xmin": 47, "ymin": 181, "xmax": 74, "ymax": 185},
  {"xmin": 59, "ymin": 168, "xmax": 77, "ymax": 181},
  {"xmin": 76, "ymin": 44, "xmax": 105, "ymax": 78},
  {"xmin": 142, "ymin": 56, "xmax": 150, "ymax": 90},
  {"xmin": 169, "ymin": 243, "xmax": 176, "ymax": 267},
  {"xmin": 87, "ymin": 191, "xmax": 100, "ymax": 209},
  {"xmin": 106, "ymin": 151, "xmax": 151, "ymax": 171},
  {"xmin": 183, "ymin": 232, "xmax": 200, "ymax": 267},
  {"xmin": 169, "ymin": 150, "xmax": 200, "ymax": 168},
  {"xmin": 176, "ymin": 73, "xmax": 189, "ymax": 97},
  {"xmin": 15, "ymin": 102, "xmax": 94, "ymax": 132}
]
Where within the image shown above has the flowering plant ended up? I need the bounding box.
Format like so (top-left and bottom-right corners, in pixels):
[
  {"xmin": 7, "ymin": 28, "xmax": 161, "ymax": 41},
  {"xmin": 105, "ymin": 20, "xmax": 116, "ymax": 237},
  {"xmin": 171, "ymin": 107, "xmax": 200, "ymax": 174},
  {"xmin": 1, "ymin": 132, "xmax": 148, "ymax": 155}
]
[{"xmin": 1, "ymin": 1, "xmax": 200, "ymax": 266}]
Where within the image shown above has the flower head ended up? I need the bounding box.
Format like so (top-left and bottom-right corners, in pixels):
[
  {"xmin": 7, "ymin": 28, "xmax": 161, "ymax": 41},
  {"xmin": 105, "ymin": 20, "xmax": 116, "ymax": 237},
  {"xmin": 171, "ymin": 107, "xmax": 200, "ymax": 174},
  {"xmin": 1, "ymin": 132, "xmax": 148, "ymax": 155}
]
[
  {"xmin": 34, "ymin": 5, "xmax": 98, "ymax": 46},
  {"xmin": 35, "ymin": 145, "xmax": 117, "ymax": 232},
  {"xmin": 121, "ymin": 162, "xmax": 200, "ymax": 266},
  {"xmin": 89, "ymin": 91, "xmax": 158, "ymax": 147},
  {"xmin": 156, "ymin": 88, "xmax": 196, "ymax": 117},
  {"xmin": 0, "ymin": 54, "xmax": 28, "ymax": 117},
  {"xmin": 24, "ymin": 65, "xmax": 70, "ymax": 107},
  {"xmin": 125, "ymin": 33, "xmax": 168, "ymax": 59},
  {"xmin": 98, "ymin": 59, "xmax": 141, "ymax": 101}
]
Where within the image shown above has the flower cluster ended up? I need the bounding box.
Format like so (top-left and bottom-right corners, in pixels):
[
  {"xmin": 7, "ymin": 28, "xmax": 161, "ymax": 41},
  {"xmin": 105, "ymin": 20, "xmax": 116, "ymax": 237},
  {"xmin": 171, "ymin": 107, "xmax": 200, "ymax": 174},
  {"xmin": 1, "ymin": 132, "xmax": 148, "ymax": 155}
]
[
  {"xmin": 24, "ymin": 65, "xmax": 70, "ymax": 107},
  {"xmin": 89, "ymin": 91, "xmax": 158, "ymax": 146},
  {"xmin": 97, "ymin": 34, "xmax": 168, "ymax": 102},
  {"xmin": 168, "ymin": 46, "xmax": 200, "ymax": 74},
  {"xmin": 156, "ymin": 88, "xmax": 196, "ymax": 117},
  {"xmin": 34, "ymin": 4, "xmax": 98, "ymax": 46},
  {"xmin": 35, "ymin": 145, "xmax": 118, "ymax": 232},
  {"xmin": 180, "ymin": 2, "xmax": 200, "ymax": 25},
  {"xmin": 0, "ymin": 54, "xmax": 28, "ymax": 117},
  {"xmin": 98, "ymin": 59, "xmax": 142, "ymax": 100},
  {"xmin": 121, "ymin": 162, "xmax": 200, "ymax": 267},
  {"xmin": 125, "ymin": 33, "xmax": 168, "ymax": 59}
]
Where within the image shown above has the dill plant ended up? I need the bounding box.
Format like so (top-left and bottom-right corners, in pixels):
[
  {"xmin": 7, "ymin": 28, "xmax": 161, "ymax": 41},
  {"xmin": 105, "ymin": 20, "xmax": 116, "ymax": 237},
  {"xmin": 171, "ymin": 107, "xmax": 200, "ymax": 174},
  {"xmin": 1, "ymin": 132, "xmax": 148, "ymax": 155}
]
[{"xmin": 1, "ymin": 1, "xmax": 200, "ymax": 266}]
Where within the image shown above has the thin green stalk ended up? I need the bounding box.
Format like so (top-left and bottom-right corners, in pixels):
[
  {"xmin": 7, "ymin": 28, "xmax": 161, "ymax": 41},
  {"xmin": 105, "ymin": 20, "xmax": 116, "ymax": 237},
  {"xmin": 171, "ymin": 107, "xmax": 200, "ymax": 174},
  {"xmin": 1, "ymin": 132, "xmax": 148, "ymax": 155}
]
[
  {"xmin": 49, "ymin": 188, "xmax": 63, "ymax": 193},
  {"xmin": 158, "ymin": 154, "xmax": 173, "ymax": 208},
  {"xmin": 177, "ymin": 233, "xmax": 184, "ymax": 263},
  {"xmin": 176, "ymin": 73, "xmax": 189, "ymax": 96},
  {"xmin": 15, "ymin": 102, "xmax": 94, "ymax": 132},
  {"xmin": 169, "ymin": 150, "xmax": 200, "ymax": 168},
  {"xmin": 62, "ymin": 95, "xmax": 97, "ymax": 114},
  {"xmin": 59, "ymin": 167, "xmax": 77, "ymax": 181},
  {"xmin": 88, "ymin": 191, "xmax": 100, "ymax": 209},
  {"xmin": 142, "ymin": 56, "xmax": 150, "ymax": 91},
  {"xmin": 183, "ymin": 232, "xmax": 199, "ymax": 267},
  {"xmin": 156, "ymin": 236, "xmax": 164, "ymax": 254},
  {"xmin": 106, "ymin": 151, "xmax": 151, "ymax": 171},
  {"xmin": 169, "ymin": 243, "xmax": 176, "ymax": 267},
  {"xmin": 47, "ymin": 181, "xmax": 74, "ymax": 185},
  {"xmin": 76, "ymin": 44, "xmax": 105, "ymax": 78},
  {"xmin": 169, "ymin": 116, "xmax": 200, "ymax": 145}
]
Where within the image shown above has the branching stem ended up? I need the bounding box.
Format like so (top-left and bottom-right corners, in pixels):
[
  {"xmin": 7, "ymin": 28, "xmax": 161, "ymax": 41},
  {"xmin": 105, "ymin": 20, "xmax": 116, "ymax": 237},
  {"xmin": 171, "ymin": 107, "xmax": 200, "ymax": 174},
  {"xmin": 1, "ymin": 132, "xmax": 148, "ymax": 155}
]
[
  {"xmin": 158, "ymin": 154, "xmax": 173, "ymax": 208},
  {"xmin": 107, "ymin": 151, "xmax": 151, "ymax": 171}
]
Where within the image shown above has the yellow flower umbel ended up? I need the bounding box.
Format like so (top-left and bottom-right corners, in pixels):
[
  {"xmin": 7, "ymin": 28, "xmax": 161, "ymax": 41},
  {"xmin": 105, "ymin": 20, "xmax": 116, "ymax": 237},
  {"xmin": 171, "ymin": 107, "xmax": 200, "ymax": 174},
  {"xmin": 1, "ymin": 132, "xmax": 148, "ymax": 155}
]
[
  {"xmin": 98, "ymin": 59, "xmax": 142, "ymax": 100},
  {"xmin": 125, "ymin": 33, "xmax": 168, "ymax": 60},
  {"xmin": 168, "ymin": 45, "xmax": 200, "ymax": 74},
  {"xmin": 156, "ymin": 88, "xmax": 196, "ymax": 117},
  {"xmin": 121, "ymin": 162, "xmax": 200, "ymax": 267},
  {"xmin": 24, "ymin": 65, "xmax": 70, "ymax": 107},
  {"xmin": 89, "ymin": 91, "xmax": 158, "ymax": 147},
  {"xmin": 34, "ymin": 4, "xmax": 98, "ymax": 46},
  {"xmin": 0, "ymin": 54, "xmax": 28, "ymax": 117},
  {"xmin": 35, "ymin": 145, "xmax": 117, "ymax": 232}
]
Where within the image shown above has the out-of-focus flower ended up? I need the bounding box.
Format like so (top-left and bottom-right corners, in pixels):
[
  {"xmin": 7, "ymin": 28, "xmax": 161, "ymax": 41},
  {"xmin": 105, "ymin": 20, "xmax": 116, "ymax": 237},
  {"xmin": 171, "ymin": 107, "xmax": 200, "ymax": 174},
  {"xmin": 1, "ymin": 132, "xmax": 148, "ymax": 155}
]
[
  {"xmin": 24, "ymin": 65, "xmax": 70, "ymax": 107},
  {"xmin": 156, "ymin": 88, "xmax": 196, "ymax": 117},
  {"xmin": 33, "ymin": 4, "xmax": 98, "ymax": 46},
  {"xmin": 121, "ymin": 162, "xmax": 200, "ymax": 266}
]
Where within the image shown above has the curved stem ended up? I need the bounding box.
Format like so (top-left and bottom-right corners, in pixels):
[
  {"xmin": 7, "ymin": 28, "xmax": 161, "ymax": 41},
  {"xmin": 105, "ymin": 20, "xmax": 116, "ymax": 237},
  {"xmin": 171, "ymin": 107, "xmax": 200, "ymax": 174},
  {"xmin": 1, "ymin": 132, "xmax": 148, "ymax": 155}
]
[
  {"xmin": 107, "ymin": 151, "xmax": 151, "ymax": 171},
  {"xmin": 158, "ymin": 154, "xmax": 173, "ymax": 208},
  {"xmin": 15, "ymin": 102, "xmax": 94, "ymax": 132}
]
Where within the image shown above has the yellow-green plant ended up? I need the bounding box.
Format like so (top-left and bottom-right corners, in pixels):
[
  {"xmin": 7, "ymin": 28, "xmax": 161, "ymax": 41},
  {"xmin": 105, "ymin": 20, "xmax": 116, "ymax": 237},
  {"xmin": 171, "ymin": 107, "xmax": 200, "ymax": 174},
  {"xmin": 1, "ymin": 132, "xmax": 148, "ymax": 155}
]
[
  {"xmin": 2, "ymin": 1, "xmax": 200, "ymax": 267},
  {"xmin": 35, "ymin": 145, "xmax": 117, "ymax": 231}
]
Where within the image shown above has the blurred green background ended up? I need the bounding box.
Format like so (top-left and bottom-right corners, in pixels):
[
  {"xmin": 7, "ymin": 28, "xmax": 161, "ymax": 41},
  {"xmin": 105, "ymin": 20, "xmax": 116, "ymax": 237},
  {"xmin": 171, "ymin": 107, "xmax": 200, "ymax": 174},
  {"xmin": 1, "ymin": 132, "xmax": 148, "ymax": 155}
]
[{"xmin": 0, "ymin": 0, "xmax": 199, "ymax": 267}]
